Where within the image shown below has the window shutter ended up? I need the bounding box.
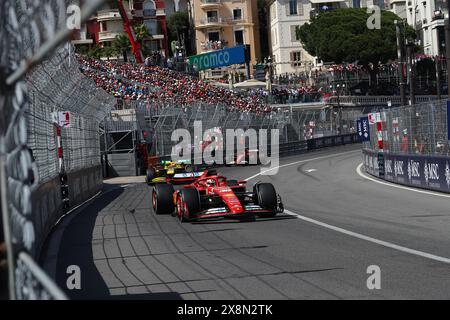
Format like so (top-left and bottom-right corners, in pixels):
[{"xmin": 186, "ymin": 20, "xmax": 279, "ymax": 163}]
[
  {"xmin": 286, "ymin": 2, "xmax": 290, "ymax": 16},
  {"xmin": 298, "ymin": 2, "xmax": 303, "ymax": 16}
]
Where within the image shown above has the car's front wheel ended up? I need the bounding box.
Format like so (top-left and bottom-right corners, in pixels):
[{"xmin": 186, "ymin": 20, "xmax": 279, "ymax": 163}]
[
  {"xmin": 152, "ymin": 183, "xmax": 175, "ymax": 215},
  {"xmin": 254, "ymin": 183, "xmax": 277, "ymax": 217},
  {"xmin": 177, "ymin": 188, "xmax": 201, "ymax": 222}
]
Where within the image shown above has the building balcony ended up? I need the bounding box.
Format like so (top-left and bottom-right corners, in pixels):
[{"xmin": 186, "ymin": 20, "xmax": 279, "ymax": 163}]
[
  {"xmin": 432, "ymin": 10, "xmax": 444, "ymax": 21},
  {"xmin": 98, "ymin": 31, "xmax": 122, "ymax": 42},
  {"xmin": 200, "ymin": 40, "xmax": 228, "ymax": 51},
  {"xmin": 97, "ymin": 9, "xmax": 122, "ymax": 21},
  {"xmin": 200, "ymin": 0, "xmax": 222, "ymax": 9},
  {"xmin": 196, "ymin": 17, "xmax": 226, "ymax": 29},
  {"xmin": 228, "ymin": 17, "xmax": 249, "ymax": 25},
  {"xmin": 71, "ymin": 31, "xmax": 93, "ymax": 45}
]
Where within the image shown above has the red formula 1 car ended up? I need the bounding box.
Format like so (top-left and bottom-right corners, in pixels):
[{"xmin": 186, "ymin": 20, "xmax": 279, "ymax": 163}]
[{"xmin": 151, "ymin": 173, "xmax": 284, "ymax": 222}]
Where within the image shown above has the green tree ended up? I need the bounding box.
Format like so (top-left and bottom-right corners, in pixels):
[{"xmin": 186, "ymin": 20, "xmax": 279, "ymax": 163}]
[
  {"xmin": 87, "ymin": 45, "xmax": 104, "ymax": 59},
  {"xmin": 134, "ymin": 23, "xmax": 152, "ymax": 56},
  {"xmin": 258, "ymin": 0, "xmax": 269, "ymax": 59},
  {"xmin": 167, "ymin": 10, "xmax": 191, "ymax": 55},
  {"xmin": 102, "ymin": 46, "xmax": 115, "ymax": 60},
  {"xmin": 112, "ymin": 34, "xmax": 131, "ymax": 62},
  {"xmin": 297, "ymin": 9, "xmax": 416, "ymax": 76}
]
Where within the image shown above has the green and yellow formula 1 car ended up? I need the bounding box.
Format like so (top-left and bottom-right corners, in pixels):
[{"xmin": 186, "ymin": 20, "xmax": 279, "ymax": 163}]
[{"xmin": 145, "ymin": 160, "xmax": 204, "ymax": 185}]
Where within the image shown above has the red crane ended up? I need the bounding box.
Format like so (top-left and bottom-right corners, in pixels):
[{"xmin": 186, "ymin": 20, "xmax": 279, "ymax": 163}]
[{"xmin": 117, "ymin": 0, "xmax": 144, "ymax": 63}]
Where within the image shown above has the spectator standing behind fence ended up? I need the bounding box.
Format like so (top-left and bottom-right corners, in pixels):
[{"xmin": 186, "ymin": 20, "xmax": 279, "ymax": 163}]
[{"xmin": 400, "ymin": 129, "xmax": 409, "ymax": 153}]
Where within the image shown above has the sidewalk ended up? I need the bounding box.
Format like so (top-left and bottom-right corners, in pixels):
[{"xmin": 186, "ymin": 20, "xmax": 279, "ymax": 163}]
[{"xmin": 103, "ymin": 176, "xmax": 146, "ymax": 185}]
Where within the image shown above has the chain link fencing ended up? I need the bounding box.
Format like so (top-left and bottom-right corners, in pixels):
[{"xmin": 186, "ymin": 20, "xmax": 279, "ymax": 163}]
[
  {"xmin": 142, "ymin": 102, "xmax": 362, "ymax": 158},
  {"xmin": 364, "ymin": 100, "xmax": 449, "ymax": 156},
  {"xmin": 1, "ymin": 0, "xmax": 113, "ymax": 300}
]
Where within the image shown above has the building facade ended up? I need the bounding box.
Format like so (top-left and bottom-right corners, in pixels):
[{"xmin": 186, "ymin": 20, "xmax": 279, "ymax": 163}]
[
  {"xmin": 192, "ymin": 0, "xmax": 261, "ymax": 79},
  {"xmin": 388, "ymin": 0, "xmax": 407, "ymax": 19},
  {"xmin": 404, "ymin": 0, "xmax": 446, "ymax": 56},
  {"xmin": 73, "ymin": 0, "xmax": 184, "ymax": 59},
  {"xmin": 266, "ymin": 0, "xmax": 379, "ymax": 76}
]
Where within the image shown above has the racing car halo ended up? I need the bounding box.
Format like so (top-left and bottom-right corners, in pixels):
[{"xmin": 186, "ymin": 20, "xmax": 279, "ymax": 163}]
[{"xmin": 151, "ymin": 172, "xmax": 284, "ymax": 222}]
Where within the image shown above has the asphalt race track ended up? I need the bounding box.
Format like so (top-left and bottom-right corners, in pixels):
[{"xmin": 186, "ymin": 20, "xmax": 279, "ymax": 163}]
[{"xmin": 43, "ymin": 145, "xmax": 450, "ymax": 299}]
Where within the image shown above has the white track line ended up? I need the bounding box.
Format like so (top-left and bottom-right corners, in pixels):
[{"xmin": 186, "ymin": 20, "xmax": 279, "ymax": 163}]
[
  {"xmin": 284, "ymin": 209, "xmax": 450, "ymax": 264},
  {"xmin": 356, "ymin": 163, "xmax": 450, "ymax": 199},
  {"xmin": 245, "ymin": 149, "xmax": 360, "ymax": 181},
  {"xmin": 245, "ymin": 150, "xmax": 450, "ymax": 264}
]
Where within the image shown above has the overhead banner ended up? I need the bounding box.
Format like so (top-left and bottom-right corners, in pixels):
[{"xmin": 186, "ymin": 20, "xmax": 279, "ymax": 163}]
[{"xmin": 188, "ymin": 46, "xmax": 246, "ymax": 71}]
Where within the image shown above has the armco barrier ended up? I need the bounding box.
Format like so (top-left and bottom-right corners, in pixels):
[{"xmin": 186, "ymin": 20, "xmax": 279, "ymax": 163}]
[
  {"xmin": 363, "ymin": 148, "xmax": 450, "ymax": 193},
  {"xmin": 29, "ymin": 166, "xmax": 103, "ymax": 260}
]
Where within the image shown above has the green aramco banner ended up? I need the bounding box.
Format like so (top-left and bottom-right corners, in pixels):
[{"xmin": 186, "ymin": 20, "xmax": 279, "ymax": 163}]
[{"xmin": 188, "ymin": 46, "xmax": 246, "ymax": 71}]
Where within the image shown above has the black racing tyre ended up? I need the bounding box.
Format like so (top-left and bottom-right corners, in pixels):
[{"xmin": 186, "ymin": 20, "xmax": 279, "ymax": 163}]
[
  {"xmin": 146, "ymin": 167, "xmax": 156, "ymax": 185},
  {"xmin": 254, "ymin": 183, "xmax": 277, "ymax": 213},
  {"xmin": 152, "ymin": 183, "xmax": 175, "ymax": 215},
  {"xmin": 179, "ymin": 188, "xmax": 201, "ymax": 221}
]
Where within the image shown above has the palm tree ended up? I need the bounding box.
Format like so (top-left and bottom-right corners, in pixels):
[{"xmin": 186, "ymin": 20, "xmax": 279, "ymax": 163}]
[
  {"xmin": 102, "ymin": 46, "xmax": 115, "ymax": 60},
  {"xmin": 112, "ymin": 34, "xmax": 131, "ymax": 62},
  {"xmin": 133, "ymin": 23, "xmax": 152, "ymax": 57}
]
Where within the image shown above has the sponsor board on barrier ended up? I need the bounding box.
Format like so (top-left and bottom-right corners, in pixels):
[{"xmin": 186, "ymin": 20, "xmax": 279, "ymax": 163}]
[{"xmin": 362, "ymin": 149, "xmax": 450, "ymax": 193}]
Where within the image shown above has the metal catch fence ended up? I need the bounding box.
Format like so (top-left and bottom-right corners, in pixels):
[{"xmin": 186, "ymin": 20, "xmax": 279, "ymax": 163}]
[
  {"xmin": 364, "ymin": 99, "xmax": 449, "ymax": 156},
  {"xmin": 1, "ymin": 0, "xmax": 113, "ymax": 300}
]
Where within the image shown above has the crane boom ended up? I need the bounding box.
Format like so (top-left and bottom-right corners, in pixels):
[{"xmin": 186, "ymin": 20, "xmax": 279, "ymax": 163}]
[{"xmin": 117, "ymin": 0, "xmax": 144, "ymax": 63}]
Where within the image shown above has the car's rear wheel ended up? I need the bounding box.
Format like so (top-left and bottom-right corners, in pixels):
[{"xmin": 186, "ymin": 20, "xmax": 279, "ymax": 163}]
[
  {"xmin": 178, "ymin": 188, "xmax": 201, "ymax": 222},
  {"xmin": 146, "ymin": 167, "xmax": 156, "ymax": 185},
  {"xmin": 254, "ymin": 183, "xmax": 277, "ymax": 217},
  {"xmin": 152, "ymin": 183, "xmax": 175, "ymax": 215}
]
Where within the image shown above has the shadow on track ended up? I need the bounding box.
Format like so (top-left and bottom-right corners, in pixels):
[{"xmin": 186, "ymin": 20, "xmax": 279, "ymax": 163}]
[
  {"xmin": 51, "ymin": 186, "xmax": 183, "ymax": 300},
  {"xmin": 190, "ymin": 214, "xmax": 296, "ymax": 225}
]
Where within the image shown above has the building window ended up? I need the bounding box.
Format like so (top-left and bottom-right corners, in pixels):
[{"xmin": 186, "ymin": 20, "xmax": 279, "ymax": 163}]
[
  {"xmin": 144, "ymin": 20, "xmax": 157, "ymax": 35},
  {"xmin": 290, "ymin": 25, "xmax": 300, "ymax": 42},
  {"xmin": 101, "ymin": 22, "xmax": 107, "ymax": 32},
  {"xmin": 208, "ymin": 31, "xmax": 220, "ymax": 42},
  {"xmin": 233, "ymin": 8, "xmax": 242, "ymax": 20},
  {"xmin": 290, "ymin": 51, "xmax": 301, "ymax": 66},
  {"xmin": 234, "ymin": 30, "xmax": 244, "ymax": 45},
  {"xmin": 288, "ymin": 0, "xmax": 298, "ymax": 15},
  {"xmin": 207, "ymin": 11, "xmax": 218, "ymax": 23},
  {"xmin": 353, "ymin": 0, "xmax": 361, "ymax": 8},
  {"xmin": 143, "ymin": 0, "xmax": 156, "ymax": 16}
]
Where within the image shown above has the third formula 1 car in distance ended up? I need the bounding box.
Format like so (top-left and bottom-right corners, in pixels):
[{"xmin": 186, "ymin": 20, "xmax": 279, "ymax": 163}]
[{"xmin": 151, "ymin": 173, "xmax": 284, "ymax": 222}]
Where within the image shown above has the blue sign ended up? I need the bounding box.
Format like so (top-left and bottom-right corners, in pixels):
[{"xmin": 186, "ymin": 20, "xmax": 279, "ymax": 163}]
[
  {"xmin": 188, "ymin": 46, "xmax": 246, "ymax": 71},
  {"xmin": 356, "ymin": 119, "xmax": 362, "ymax": 139},
  {"xmin": 360, "ymin": 116, "xmax": 370, "ymax": 141}
]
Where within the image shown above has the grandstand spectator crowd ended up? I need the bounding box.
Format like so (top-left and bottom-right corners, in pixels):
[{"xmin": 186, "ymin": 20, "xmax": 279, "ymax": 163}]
[{"xmin": 77, "ymin": 55, "xmax": 324, "ymax": 113}]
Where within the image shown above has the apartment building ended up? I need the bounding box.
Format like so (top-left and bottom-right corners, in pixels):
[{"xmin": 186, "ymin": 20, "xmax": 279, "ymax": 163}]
[
  {"xmin": 192, "ymin": 0, "xmax": 261, "ymax": 79},
  {"xmin": 388, "ymin": 0, "xmax": 407, "ymax": 19},
  {"xmin": 404, "ymin": 0, "xmax": 446, "ymax": 56},
  {"xmin": 266, "ymin": 0, "xmax": 379, "ymax": 76},
  {"xmin": 72, "ymin": 0, "xmax": 177, "ymax": 58}
]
